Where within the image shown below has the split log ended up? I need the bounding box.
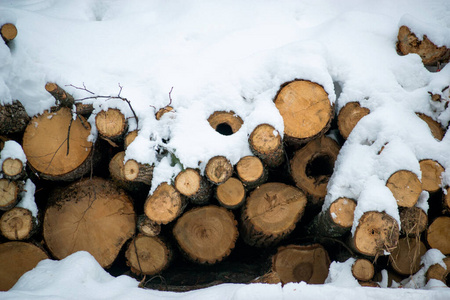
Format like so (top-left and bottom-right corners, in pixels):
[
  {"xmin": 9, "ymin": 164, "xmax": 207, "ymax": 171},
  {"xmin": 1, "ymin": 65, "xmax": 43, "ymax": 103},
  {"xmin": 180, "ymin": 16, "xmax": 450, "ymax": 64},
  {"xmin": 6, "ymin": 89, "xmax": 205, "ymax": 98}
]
[
  {"xmin": 173, "ymin": 205, "xmax": 238, "ymax": 264},
  {"xmin": 350, "ymin": 211, "xmax": 399, "ymax": 257},
  {"xmin": 352, "ymin": 258, "xmax": 374, "ymax": 282},
  {"xmin": 207, "ymin": 111, "xmax": 243, "ymax": 135},
  {"xmin": 0, "ymin": 179, "xmax": 23, "ymax": 211},
  {"xmin": 0, "ymin": 100, "xmax": 30, "ymax": 135},
  {"xmin": 0, "ymin": 207, "xmax": 37, "ymax": 240},
  {"xmin": 386, "ymin": 170, "xmax": 422, "ymax": 208},
  {"xmin": 399, "ymin": 206, "xmax": 428, "ymax": 236},
  {"xmin": 240, "ymin": 182, "xmax": 307, "ymax": 247},
  {"xmin": 125, "ymin": 234, "xmax": 172, "ymax": 275},
  {"xmin": 124, "ymin": 130, "xmax": 138, "ymax": 149},
  {"xmin": 137, "ymin": 214, "xmax": 161, "ymax": 237},
  {"xmin": 144, "ymin": 182, "xmax": 186, "ymax": 225},
  {"xmin": 426, "ymin": 216, "xmax": 450, "ymax": 255},
  {"xmin": 337, "ymin": 101, "xmax": 370, "ymax": 140},
  {"xmin": 419, "ymin": 159, "xmax": 444, "ymax": 193},
  {"xmin": 22, "ymin": 107, "xmax": 95, "ymax": 181},
  {"xmin": 95, "ymin": 108, "xmax": 127, "ymax": 144},
  {"xmin": 1, "ymin": 157, "xmax": 26, "ymax": 180},
  {"xmin": 124, "ymin": 159, "xmax": 153, "ymax": 186},
  {"xmin": 0, "ymin": 241, "xmax": 49, "ymax": 291},
  {"xmin": 389, "ymin": 236, "xmax": 427, "ymax": 275},
  {"xmin": 397, "ymin": 25, "xmax": 450, "ymax": 66},
  {"xmin": 1, "ymin": 23, "xmax": 17, "ymax": 43},
  {"xmin": 248, "ymin": 124, "xmax": 285, "ymax": 168},
  {"xmin": 216, "ymin": 177, "xmax": 246, "ymax": 209},
  {"xmin": 235, "ymin": 156, "xmax": 268, "ymax": 189},
  {"xmin": 205, "ymin": 155, "xmax": 233, "ymax": 185},
  {"xmin": 272, "ymin": 244, "xmax": 330, "ymax": 285},
  {"xmin": 174, "ymin": 168, "xmax": 212, "ymax": 205},
  {"xmin": 274, "ymin": 80, "xmax": 334, "ymax": 144},
  {"xmin": 45, "ymin": 82, "xmax": 75, "ymax": 108},
  {"xmin": 290, "ymin": 135, "xmax": 340, "ymax": 206},
  {"xmin": 426, "ymin": 256, "xmax": 450, "ymax": 286},
  {"xmin": 417, "ymin": 113, "xmax": 445, "ymax": 141},
  {"xmin": 43, "ymin": 177, "xmax": 136, "ymax": 268}
]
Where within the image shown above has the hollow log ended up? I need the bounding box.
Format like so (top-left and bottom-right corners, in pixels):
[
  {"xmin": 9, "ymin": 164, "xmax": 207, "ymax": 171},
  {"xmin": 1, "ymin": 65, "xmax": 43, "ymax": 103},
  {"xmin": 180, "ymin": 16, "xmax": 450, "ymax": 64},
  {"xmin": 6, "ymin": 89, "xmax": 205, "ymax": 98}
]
[
  {"xmin": 272, "ymin": 244, "xmax": 330, "ymax": 285},
  {"xmin": 397, "ymin": 25, "xmax": 450, "ymax": 66},
  {"xmin": 0, "ymin": 179, "xmax": 23, "ymax": 211},
  {"xmin": 125, "ymin": 234, "xmax": 172, "ymax": 275},
  {"xmin": 1, "ymin": 23, "xmax": 17, "ymax": 43},
  {"xmin": 0, "ymin": 207, "xmax": 37, "ymax": 240},
  {"xmin": 417, "ymin": 113, "xmax": 445, "ymax": 141},
  {"xmin": 274, "ymin": 80, "xmax": 334, "ymax": 144},
  {"xmin": 22, "ymin": 107, "xmax": 95, "ymax": 181},
  {"xmin": 352, "ymin": 258, "xmax": 374, "ymax": 282},
  {"xmin": 124, "ymin": 159, "xmax": 153, "ymax": 186},
  {"xmin": 173, "ymin": 205, "xmax": 238, "ymax": 264},
  {"xmin": 240, "ymin": 182, "xmax": 307, "ymax": 247},
  {"xmin": 235, "ymin": 156, "xmax": 268, "ymax": 189},
  {"xmin": 216, "ymin": 177, "xmax": 246, "ymax": 209},
  {"xmin": 174, "ymin": 168, "xmax": 212, "ymax": 205},
  {"xmin": 137, "ymin": 214, "xmax": 161, "ymax": 237},
  {"xmin": 399, "ymin": 206, "xmax": 428, "ymax": 236},
  {"xmin": 205, "ymin": 155, "xmax": 233, "ymax": 185},
  {"xmin": 350, "ymin": 211, "xmax": 399, "ymax": 257},
  {"xmin": 43, "ymin": 177, "xmax": 136, "ymax": 268},
  {"xmin": 386, "ymin": 170, "xmax": 422, "ymax": 208},
  {"xmin": 337, "ymin": 101, "xmax": 370, "ymax": 140},
  {"xmin": 95, "ymin": 108, "xmax": 127, "ymax": 144},
  {"xmin": 207, "ymin": 111, "xmax": 243, "ymax": 136},
  {"xmin": 1, "ymin": 157, "xmax": 26, "ymax": 180},
  {"xmin": 419, "ymin": 159, "xmax": 444, "ymax": 193},
  {"xmin": 0, "ymin": 100, "xmax": 30, "ymax": 135},
  {"xmin": 0, "ymin": 241, "xmax": 49, "ymax": 291},
  {"xmin": 248, "ymin": 124, "xmax": 285, "ymax": 168},
  {"xmin": 426, "ymin": 256, "xmax": 450, "ymax": 286},
  {"xmin": 290, "ymin": 135, "xmax": 340, "ymax": 206},
  {"xmin": 426, "ymin": 216, "xmax": 450, "ymax": 255},
  {"xmin": 389, "ymin": 236, "xmax": 427, "ymax": 276},
  {"xmin": 144, "ymin": 182, "xmax": 186, "ymax": 225},
  {"xmin": 45, "ymin": 82, "xmax": 75, "ymax": 109}
]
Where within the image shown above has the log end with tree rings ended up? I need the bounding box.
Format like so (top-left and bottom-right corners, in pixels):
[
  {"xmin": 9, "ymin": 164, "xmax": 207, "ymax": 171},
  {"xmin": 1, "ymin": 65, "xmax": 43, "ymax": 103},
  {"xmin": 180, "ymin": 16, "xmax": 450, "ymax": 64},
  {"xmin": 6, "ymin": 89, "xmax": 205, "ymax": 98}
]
[
  {"xmin": 137, "ymin": 215, "xmax": 161, "ymax": 237},
  {"xmin": 419, "ymin": 159, "xmax": 444, "ymax": 193},
  {"xmin": 426, "ymin": 257, "xmax": 450, "ymax": 286},
  {"xmin": 329, "ymin": 197, "xmax": 356, "ymax": 229},
  {"xmin": 43, "ymin": 177, "xmax": 136, "ymax": 268},
  {"xmin": 124, "ymin": 159, "xmax": 153, "ymax": 185},
  {"xmin": 205, "ymin": 155, "xmax": 233, "ymax": 185},
  {"xmin": 290, "ymin": 136, "xmax": 340, "ymax": 205},
  {"xmin": 399, "ymin": 206, "xmax": 428, "ymax": 236},
  {"xmin": 22, "ymin": 107, "xmax": 93, "ymax": 181},
  {"xmin": 124, "ymin": 130, "xmax": 138, "ymax": 149},
  {"xmin": 386, "ymin": 170, "xmax": 422, "ymax": 208},
  {"xmin": 249, "ymin": 124, "xmax": 285, "ymax": 168},
  {"xmin": 174, "ymin": 168, "xmax": 212, "ymax": 205},
  {"xmin": 235, "ymin": 156, "xmax": 268, "ymax": 189},
  {"xmin": 389, "ymin": 236, "xmax": 427, "ymax": 276},
  {"xmin": 397, "ymin": 26, "xmax": 450, "ymax": 66},
  {"xmin": 125, "ymin": 234, "xmax": 171, "ymax": 275},
  {"xmin": 352, "ymin": 211, "xmax": 399, "ymax": 257},
  {"xmin": 272, "ymin": 244, "xmax": 330, "ymax": 285},
  {"xmin": 0, "ymin": 207, "xmax": 36, "ymax": 240},
  {"xmin": 95, "ymin": 108, "xmax": 127, "ymax": 141},
  {"xmin": 1, "ymin": 158, "xmax": 25, "ymax": 180},
  {"xmin": 144, "ymin": 182, "xmax": 186, "ymax": 225},
  {"xmin": 337, "ymin": 101, "xmax": 370, "ymax": 140},
  {"xmin": 240, "ymin": 182, "xmax": 307, "ymax": 247},
  {"xmin": 417, "ymin": 113, "xmax": 445, "ymax": 141},
  {"xmin": 351, "ymin": 258, "xmax": 374, "ymax": 282},
  {"xmin": 0, "ymin": 179, "xmax": 22, "ymax": 211},
  {"xmin": 274, "ymin": 80, "xmax": 333, "ymax": 144},
  {"xmin": 207, "ymin": 111, "xmax": 243, "ymax": 136},
  {"xmin": 1, "ymin": 23, "xmax": 17, "ymax": 43},
  {"xmin": 427, "ymin": 216, "xmax": 450, "ymax": 255},
  {"xmin": 216, "ymin": 177, "xmax": 246, "ymax": 209},
  {"xmin": 0, "ymin": 241, "xmax": 49, "ymax": 291},
  {"xmin": 173, "ymin": 205, "xmax": 238, "ymax": 264}
]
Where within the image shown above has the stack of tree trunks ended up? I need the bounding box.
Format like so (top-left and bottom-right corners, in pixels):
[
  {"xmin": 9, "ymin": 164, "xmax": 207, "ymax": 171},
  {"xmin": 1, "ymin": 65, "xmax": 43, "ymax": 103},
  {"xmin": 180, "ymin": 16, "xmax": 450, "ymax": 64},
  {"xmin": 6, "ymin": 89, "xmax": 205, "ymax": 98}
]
[{"xmin": 0, "ymin": 23, "xmax": 449, "ymax": 292}]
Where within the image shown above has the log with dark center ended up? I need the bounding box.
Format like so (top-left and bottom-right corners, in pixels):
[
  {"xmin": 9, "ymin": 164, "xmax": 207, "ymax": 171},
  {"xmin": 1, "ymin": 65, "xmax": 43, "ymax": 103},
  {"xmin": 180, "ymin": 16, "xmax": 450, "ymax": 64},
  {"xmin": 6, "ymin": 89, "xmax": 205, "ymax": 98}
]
[{"xmin": 207, "ymin": 111, "xmax": 243, "ymax": 136}]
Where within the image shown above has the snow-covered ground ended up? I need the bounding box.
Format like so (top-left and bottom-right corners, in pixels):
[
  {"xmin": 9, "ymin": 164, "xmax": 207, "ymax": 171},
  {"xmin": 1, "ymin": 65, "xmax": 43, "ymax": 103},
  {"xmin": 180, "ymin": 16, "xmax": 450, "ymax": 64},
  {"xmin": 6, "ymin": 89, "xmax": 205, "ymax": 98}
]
[{"xmin": 1, "ymin": 0, "xmax": 450, "ymax": 299}]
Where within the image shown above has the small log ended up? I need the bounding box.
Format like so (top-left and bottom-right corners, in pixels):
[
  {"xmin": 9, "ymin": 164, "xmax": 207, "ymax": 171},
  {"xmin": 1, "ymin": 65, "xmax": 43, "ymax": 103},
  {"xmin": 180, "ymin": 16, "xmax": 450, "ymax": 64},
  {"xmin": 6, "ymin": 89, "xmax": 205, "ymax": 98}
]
[
  {"xmin": 144, "ymin": 182, "xmax": 186, "ymax": 225},
  {"xmin": 0, "ymin": 179, "xmax": 23, "ymax": 211},
  {"xmin": 124, "ymin": 159, "xmax": 153, "ymax": 186},
  {"xmin": 426, "ymin": 216, "xmax": 450, "ymax": 255},
  {"xmin": 337, "ymin": 101, "xmax": 370, "ymax": 140},
  {"xmin": 290, "ymin": 135, "xmax": 340, "ymax": 206},
  {"xmin": 1, "ymin": 157, "xmax": 26, "ymax": 180},
  {"xmin": 0, "ymin": 207, "xmax": 37, "ymax": 240},
  {"xmin": 0, "ymin": 241, "xmax": 49, "ymax": 291},
  {"xmin": 155, "ymin": 106, "xmax": 174, "ymax": 120},
  {"xmin": 417, "ymin": 113, "xmax": 445, "ymax": 141},
  {"xmin": 22, "ymin": 107, "xmax": 95, "ymax": 181},
  {"xmin": 173, "ymin": 205, "xmax": 238, "ymax": 264},
  {"xmin": 350, "ymin": 211, "xmax": 399, "ymax": 257},
  {"xmin": 1, "ymin": 23, "xmax": 17, "ymax": 43},
  {"xmin": 125, "ymin": 234, "xmax": 172, "ymax": 275},
  {"xmin": 207, "ymin": 111, "xmax": 243, "ymax": 135},
  {"xmin": 216, "ymin": 177, "xmax": 246, "ymax": 209},
  {"xmin": 352, "ymin": 258, "xmax": 374, "ymax": 282},
  {"xmin": 386, "ymin": 170, "xmax": 422, "ymax": 208},
  {"xmin": 426, "ymin": 257, "xmax": 450, "ymax": 286},
  {"xmin": 235, "ymin": 156, "xmax": 268, "ymax": 189},
  {"xmin": 419, "ymin": 159, "xmax": 444, "ymax": 193},
  {"xmin": 274, "ymin": 80, "xmax": 334, "ymax": 144},
  {"xmin": 248, "ymin": 124, "xmax": 285, "ymax": 168},
  {"xmin": 174, "ymin": 168, "xmax": 212, "ymax": 205},
  {"xmin": 95, "ymin": 108, "xmax": 127, "ymax": 144},
  {"xmin": 124, "ymin": 130, "xmax": 138, "ymax": 149},
  {"xmin": 389, "ymin": 236, "xmax": 427, "ymax": 275},
  {"xmin": 272, "ymin": 244, "xmax": 330, "ymax": 285},
  {"xmin": 43, "ymin": 177, "xmax": 136, "ymax": 268},
  {"xmin": 240, "ymin": 182, "xmax": 307, "ymax": 247},
  {"xmin": 137, "ymin": 214, "xmax": 161, "ymax": 237},
  {"xmin": 0, "ymin": 100, "xmax": 30, "ymax": 135},
  {"xmin": 205, "ymin": 155, "xmax": 233, "ymax": 185},
  {"xmin": 45, "ymin": 82, "xmax": 75, "ymax": 108},
  {"xmin": 109, "ymin": 151, "xmax": 143, "ymax": 192},
  {"xmin": 397, "ymin": 25, "xmax": 450, "ymax": 66},
  {"xmin": 399, "ymin": 206, "xmax": 428, "ymax": 236}
]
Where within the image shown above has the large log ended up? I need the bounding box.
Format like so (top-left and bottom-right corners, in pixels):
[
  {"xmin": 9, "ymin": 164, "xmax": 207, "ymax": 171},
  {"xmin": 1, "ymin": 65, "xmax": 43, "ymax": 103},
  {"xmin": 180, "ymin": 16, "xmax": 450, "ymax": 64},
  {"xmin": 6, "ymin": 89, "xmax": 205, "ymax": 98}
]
[
  {"xmin": 248, "ymin": 124, "xmax": 285, "ymax": 168},
  {"xmin": 389, "ymin": 236, "xmax": 427, "ymax": 275},
  {"xmin": 235, "ymin": 156, "xmax": 268, "ymax": 189},
  {"xmin": 174, "ymin": 168, "xmax": 212, "ymax": 205},
  {"xmin": 337, "ymin": 101, "xmax": 370, "ymax": 140},
  {"xmin": 0, "ymin": 207, "xmax": 37, "ymax": 240},
  {"xmin": 1, "ymin": 23, "xmax": 17, "ymax": 43},
  {"xmin": 144, "ymin": 182, "xmax": 186, "ymax": 225},
  {"xmin": 0, "ymin": 100, "xmax": 30, "ymax": 135},
  {"xmin": 124, "ymin": 159, "xmax": 153, "ymax": 186},
  {"xmin": 419, "ymin": 159, "xmax": 444, "ymax": 193},
  {"xmin": 426, "ymin": 216, "xmax": 450, "ymax": 255},
  {"xmin": 274, "ymin": 80, "xmax": 334, "ymax": 144},
  {"xmin": 207, "ymin": 111, "xmax": 243, "ymax": 135},
  {"xmin": 386, "ymin": 170, "xmax": 422, "ymax": 208},
  {"xmin": 43, "ymin": 177, "xmax": 136, "ymax": 268}
]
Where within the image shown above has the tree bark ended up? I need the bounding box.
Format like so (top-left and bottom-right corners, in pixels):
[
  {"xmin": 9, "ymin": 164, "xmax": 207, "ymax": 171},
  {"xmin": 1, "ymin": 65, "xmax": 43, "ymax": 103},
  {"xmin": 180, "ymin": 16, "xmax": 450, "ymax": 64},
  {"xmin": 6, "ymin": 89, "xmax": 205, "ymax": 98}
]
[
  {"xmin": 109, "ymin": 151, "xmax": 144, "ymax": 193},
  {"xmin": 386, "ymin": 170, "xmax": 422, "ymax": 208},
  {"xmin": 0, "ymin": 207, "xmax": 37, "ymax": 240},
  {"xmin": 137, "ymin": 214, "xmax": 161, "ymax": 237},
  {"xmin": 95, "ymin": 108, "xmax": 127, "ymax": 145},
  {"xmin": 207, "ymin": 111, "xmax": 243, "ymax": 135},
  {"xmin": 352, "ymin": 258, "xmax": 374, "ymax": 282},
  {"xmin": 419, "ymin": 159, "xmax": 444, "ymax": 193},
  {"xmin": 337, "ymin": 101, "xmax": 370, "ymax": 140},
  {"xmin": 389, "ymin": 236, "xmax": 427, "ymax": 275},
  {"xmin": 248, "ymin": 124, "xmax": 285, "ymax": 168},
  {"xmin": 426, "ymin": 216, "xmax": 450, "ymax": 255},
  {"xmin": 124, "ymin": 159, "xmax": 153, "ymax": 186},
  {"xmin": 399, "ymin": 206, "xmax": 428, "ymax": 236},
  {"xmin": 0, "ymin": 179, "xmax": 23, "ymax": 211},
  {"xmin": 144, "ymin": 182, "xmax": 186, "ymax": 225},
  {"xmin": 205, "ymin": 155, "xmax": 233, "ymax": 185},
  {"xmin": 0, "ymin": 100, "xmax": 30, "ymax": 135},
  {"xmin": 174, "ymin": 168, "xmax": 212, "ymax": 205},
  {"xmin": 1, "ymin": 23, "xmax": 17, "ymax": 43},
  {"xmin": 235, "ymin": 155, "xmax": 268, "ymax": 189},
  {"xmin": 45, "ymin": 82, "xmax": 75, "ymax": 109},
  {"xmin": 216, "ymin": 177, "xmax": 246, "ymax": 209}
]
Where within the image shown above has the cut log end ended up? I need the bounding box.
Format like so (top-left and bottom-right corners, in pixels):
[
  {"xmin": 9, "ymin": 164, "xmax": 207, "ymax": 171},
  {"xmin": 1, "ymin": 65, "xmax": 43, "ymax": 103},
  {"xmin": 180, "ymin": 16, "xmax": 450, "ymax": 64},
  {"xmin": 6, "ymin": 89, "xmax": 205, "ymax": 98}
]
[
  {"xmin": 249, "ymin": 124, "xmax": 285, "ymax": 168},
  {"xmin": 2, "ymin": 158, "xmax": 24, "ymax": 179},
  {"xmin": 144, "ymin": 183, "xmax": 185, "ymax": 225},
  {"xmin": 386, "ymin": 170, "xmax": 422, "ymax": 208},
  {"xmin": 95, "ymin": 108, "xmax": 127, "ymax": 140},
  {"xmin": 236, "ymin": 156, "xmax": 268, "ymax": 189},
  {"xmin": 0, "ymin": 179, "xmax": 22, "ymax": 211},
  {"xmin": 0, "ymin": 207, "xmax": 36, "ymax": 240},
  {"xmin": 352, "ymin": 258, "xmax": 374, "ymax": 282},
  {"xmin": 337, "ymin": 101, "xmax": 370, "ymax": 140},
  {"xmin": 417, "ymin": 113, "xmax": 445, "ymax": 141},
  {"xmin": 426, "ymin": 257, "xmax": 450, "ymax": 286},
  {"xmin": 124, "ymin": 159, "xmax": 153, "ymax": 185},
  {"xmin": 399, "ymin": 206, "xmax": 428, "ymax": 236},
  {"xmin": 427, "ymin": 216, "xmax": 450, "ymax": 255},
  {"xmin": 389, "ymin": 237, "xmax": 427, "ymax": 275},
  {"xmin": 137, "ymin": 215, "xmax": 161, "ymax": 237},
  {"xmin": 125, "ymin": 235, "xmax": 171, "ymax": 275},
  {"xmin": 329, "ymin": 197, "xmax": 356, "ymax": 228},
  {"xmin": 1, "ymin": 23, "xmax": 18, "ymax": 43},
  {"xmin": 205, "ymin": 156, "xmax": 233, "ymax": 185},
  {"xmin": 216, "ymin": 177, "xmax": 246, "ymax": 209},
  {"xmin": 419, "ymin": 159, "xmax": 444, "ymax": 193},
  {"xmin": 207, "ymin": 111, "xmax": 243, "ymax": 136}
]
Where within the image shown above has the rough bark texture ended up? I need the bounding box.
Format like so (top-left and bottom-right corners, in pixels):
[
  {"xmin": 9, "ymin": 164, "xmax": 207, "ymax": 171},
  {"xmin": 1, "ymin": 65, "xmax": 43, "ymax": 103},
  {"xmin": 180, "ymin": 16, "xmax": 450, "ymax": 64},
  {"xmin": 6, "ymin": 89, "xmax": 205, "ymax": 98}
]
[
  {"xmin": 248, "ymin": 124, "xmax": 285, "ymax": 168},
  {"xmin": 124, "ymin": 159, "xmax": 153, "ymax": 186},
  {"xmin": 174, "ymin": 168, "xmax": 212, "ymax": 205},
  {"xmin": 1, "ymin": 23, "xmax": 17, "ymax": 43},
  {"xmin": 216, "ymin": 177, "xmax": 246, "ymax": 209},
  {"xmin": 0, "ymin": 179, "xmax": 23, "ymax": 211},
  {"xmin": 0, "ymin": 100, "xmax": 30, "ymax": 135},
  {"xmin": 205, "ymin": 155, "xmax": 233, "ymax": 185},
  {"xmin": 235, "ymin": 156, "xmax": 268, "ymax": 189},
  {"xmin": 386, "ymin": 170, "xmax": 422, "ymax": 208},
  {"xmin": 207, "ymin": 111, "xmax": 243, "ymax": 135},
  {"xmin": 426, "ymin": 216, "xmax": 450, "ymax": 255},
  {"xmin": 389, "ymin": 236, "xmax": 427, "ymax": 275},
  {"xmin": 144, "ymin": 182, "xmax": 186, "ymax": 225},
  {"xmin": 109, "ymin": 151, "xmax": 145, "ymax": 193},
  {"xmin": 352, "ymin": 258, "xmax": 374, "ymax": 282},
  {"xmin": 337, "ymin": 101, "xmax": 370, "ymax": 140},
  {"xmin": 399, "ymin": 206, "xmax": 428, "ymax": 236},
  {"xmin": 0, "ymin": 207, "xmax": 37, "ymax": 240},
  {"xmin": 137, "ymin": 214, "xmax": 161, "ymax": 237},
  {"xmin": 417, "ymin": 113, "xmax": 445, "ymax": 141},
  {"xmin": 419, "ymin": 159, "xmax": 444, "ymax": 193},
  {"xmin": 45, "ymin": 82, "xmax": 75, "ymax": 108}
]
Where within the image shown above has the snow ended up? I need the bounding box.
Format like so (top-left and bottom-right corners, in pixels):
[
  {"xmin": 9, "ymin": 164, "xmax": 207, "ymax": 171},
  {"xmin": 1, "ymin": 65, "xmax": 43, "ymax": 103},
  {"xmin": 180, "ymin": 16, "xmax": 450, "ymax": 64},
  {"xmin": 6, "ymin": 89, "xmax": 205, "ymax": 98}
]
[
  {"xmin": 0, "ymin": 140, "xmax": 27, "ymax": 169},
  {"xmin": 1, "ymin": 0, "xmax": 450, "ymax": 298}
]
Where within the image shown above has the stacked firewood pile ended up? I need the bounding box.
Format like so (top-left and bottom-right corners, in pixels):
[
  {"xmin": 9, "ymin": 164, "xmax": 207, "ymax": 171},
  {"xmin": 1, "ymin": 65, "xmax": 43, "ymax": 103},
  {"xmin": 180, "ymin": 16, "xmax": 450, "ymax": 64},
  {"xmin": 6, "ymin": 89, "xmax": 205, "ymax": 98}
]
[{"xmin": 1, "ymin": 23, "xmax": 450, "ymax": 292}]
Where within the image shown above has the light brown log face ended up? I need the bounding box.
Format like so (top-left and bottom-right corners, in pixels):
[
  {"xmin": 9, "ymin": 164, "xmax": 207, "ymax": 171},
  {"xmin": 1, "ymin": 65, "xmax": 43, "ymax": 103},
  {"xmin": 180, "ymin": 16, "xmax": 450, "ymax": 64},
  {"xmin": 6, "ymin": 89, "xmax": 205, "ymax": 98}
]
[
  {"xmin": 417, "ymin": 113, "xmax": 445, "ymax": 141},
  {"xmin": 216, "ymin": 177, "xmax": 246, "ymax": 209},
  {"xmin": 207, "ymin": 111, "xmax": 243, "ymax": 135},
  {"xmin": 329, "ymin": 197, "xmax": 356, "ymax": 228},
  {"xmin": 124, "ymin": 130, "xmax": 138, "ymax": 149},
  {"xmin": 205, "ymin": 156, "xmax": 233, "ymax": 185},
  {"xmin": 427, "ymin": 216, "xmax": 450, "ymax": 255},
  {"xmin": 2, "ymin": 158, "xmax": 24, "ymax": 178},
  {"xmin": 155, "ymin": 106, "xmax": 174, "ymax": 120},
  {"xmin": 23, "ymin": 108, "xmax": 92, "ymax": 178},
  {"xmin": 144, "ymin": 183, "xmax": 185, "ymax": 224},
  {"xmin": 175, "ymin": 168, "xmax": 202, "ymax": 197},
  {"xmin": 389, "ymin": 237, "xmax": 426, "ymax": 275},
  {"xmin": 0, "ymin": 242, "xmax": 49, "ymax": 291},
  {"xmin": 274, "ymin": 80, "xmax": 333, "ymax": 143},
  {"xmin": 137, "ymin": 215, "xmax": 161, "ymax": 237},
  {"xmin": 337, "ymin": 102, "xmax": 370, "ymax": 140},
  {"xmin": 125, "ymin": 235, "xmax": 171, "ymax": 275},
  {"xmin": 426, "ymin": 257, "xmax": 450, "ymax": 285},
  {"xmin": 419, "ymin": 159, "xmax": 444, "ymax": 193},
  {"xmin": 0, "ymin": 207, "xmax": 34, "ymax": 240},
  {"xmin": 386, "ymin": 170, "xmax": 422, "ymax": 208},
  {"xmin": 236, "ymin": 156, "xmax": 267, "ymax": 189},
  {"xmin": 1, "ymin": 23, "xmax": 17, "ymax": 42},
  {"xmin": 0, "ymin": 179, "xmax": 21, "ymax": 211},
  {"xmin": 95, "ymin": 108, "xmax": 127, "ymax": 139},
  {"xmin": 249, "ymin": 124, "xmax": 284, "ymax": 168},
  {"xmin": 399, "ymin": 207, "xmax": 428, "ymax": 236},
  {"xmin": 352, "ymin": 258, "xmax": 374, "ymax": 281}
]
